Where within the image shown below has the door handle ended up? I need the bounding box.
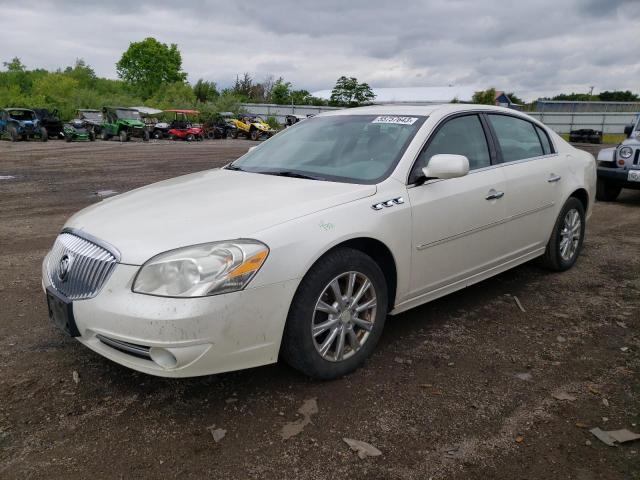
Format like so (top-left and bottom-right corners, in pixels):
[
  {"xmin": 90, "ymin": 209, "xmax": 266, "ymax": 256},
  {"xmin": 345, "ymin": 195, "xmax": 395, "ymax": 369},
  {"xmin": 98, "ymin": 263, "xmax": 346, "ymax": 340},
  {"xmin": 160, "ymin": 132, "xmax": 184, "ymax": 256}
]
[
  {"xmin": 547, "ymin": 174, "xmax": 562, "ymax": 183},
  {"xmin": 485, "ymin": 189, "xmax": 505, "ymax": 200}
]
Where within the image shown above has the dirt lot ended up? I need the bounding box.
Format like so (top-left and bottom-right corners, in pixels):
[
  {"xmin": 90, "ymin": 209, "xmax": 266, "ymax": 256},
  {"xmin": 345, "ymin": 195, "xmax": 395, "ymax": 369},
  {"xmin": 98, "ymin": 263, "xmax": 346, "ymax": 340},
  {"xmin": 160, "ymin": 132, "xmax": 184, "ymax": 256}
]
[{"xmin": 0, "ymin": 139, "xmax": 638, "ymax": 479}]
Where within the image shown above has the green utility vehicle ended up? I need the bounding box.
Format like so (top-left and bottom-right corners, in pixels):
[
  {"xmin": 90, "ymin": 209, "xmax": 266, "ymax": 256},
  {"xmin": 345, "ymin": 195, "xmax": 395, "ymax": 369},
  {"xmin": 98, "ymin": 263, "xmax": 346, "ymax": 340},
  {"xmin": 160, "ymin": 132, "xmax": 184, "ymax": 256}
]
[{"xmin": 101, "ymin": 107, "xmax": 150, "ymax": 142}]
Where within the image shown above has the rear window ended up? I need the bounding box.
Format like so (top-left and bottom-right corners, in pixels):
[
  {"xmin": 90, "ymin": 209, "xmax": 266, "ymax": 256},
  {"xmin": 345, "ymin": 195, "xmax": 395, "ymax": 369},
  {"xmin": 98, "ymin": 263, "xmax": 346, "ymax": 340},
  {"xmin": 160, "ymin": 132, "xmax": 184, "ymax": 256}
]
[{"xmin": 488, "ymin": 114, "xmax": 544, "ymax": 162}]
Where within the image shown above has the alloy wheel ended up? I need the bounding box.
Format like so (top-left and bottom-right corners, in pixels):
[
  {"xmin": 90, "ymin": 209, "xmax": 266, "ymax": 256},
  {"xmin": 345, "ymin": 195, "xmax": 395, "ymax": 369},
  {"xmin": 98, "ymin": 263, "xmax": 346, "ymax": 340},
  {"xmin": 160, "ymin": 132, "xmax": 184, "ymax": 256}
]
[
  {"xmin": 311, "ymin": 271, "xmax": 377, "ymax": 362},
  {"xmin": 559, "ymin": 208, "xmax": 581, "ymax": 261}
]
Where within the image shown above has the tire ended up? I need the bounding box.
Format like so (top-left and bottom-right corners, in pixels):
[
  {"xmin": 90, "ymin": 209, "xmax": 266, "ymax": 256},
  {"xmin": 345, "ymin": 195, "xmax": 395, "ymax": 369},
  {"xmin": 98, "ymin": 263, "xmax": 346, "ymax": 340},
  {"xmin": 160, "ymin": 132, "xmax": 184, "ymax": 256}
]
[
  {"xmin": 206, "ymin": 130, "xmax": 216, "ymax": 140},
  {"xmin": 101, "ymin": 131, "xmax": 111, "ymax": 141},
  {"xmin": 186, "ymin": 134, "xmax": 195, "ymax": 142},
  {"xmin": 8, "ymin": 126, "xmax": 18, "ymax": 142},
  {"xmin": 539, "ymin": 197, "xmax": 586, "ymax": 272},
  {"xmin": 143, "ymin": 130, "xmax": 150, "ymax": 142},
  {"xmin": 119, "ymin": 130, "xmax": 128, "ymax": 142},
  {"xmin": 250, "ymin": 129, "xmax": 260, "ymax": 141},
  {"xmin": 89, "ymin": 132, "xmax": 96, "ymax": 142},
  {"xmin": 66, "ymin": 134, "xmax": 73, "ymax": 143},
  {"xmin": 40, "ymin": 127, "xmax": 48, "ymax": 142},
  {"xmin": 281, "ymin": 247, "xmax": 388, "ymax": 379},
  {"xmin": 596, "ymin": 177, "xmax": 621, "ymax": 202},
  {"xmin": 231, "ymin": 129, "xmax": 239, "ymax": 139},
  {"xmin": 153, "ymin": 130, "xmax": 163, "ymax": 139}
]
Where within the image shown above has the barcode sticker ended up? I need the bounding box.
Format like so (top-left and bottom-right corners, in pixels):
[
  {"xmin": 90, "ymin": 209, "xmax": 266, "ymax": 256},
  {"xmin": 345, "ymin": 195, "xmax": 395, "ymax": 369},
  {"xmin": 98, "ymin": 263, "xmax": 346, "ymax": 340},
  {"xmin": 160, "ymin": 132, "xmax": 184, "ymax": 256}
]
[{"xmin": 372, "ymin": 116, "xmax": 418, "ymax": 125}]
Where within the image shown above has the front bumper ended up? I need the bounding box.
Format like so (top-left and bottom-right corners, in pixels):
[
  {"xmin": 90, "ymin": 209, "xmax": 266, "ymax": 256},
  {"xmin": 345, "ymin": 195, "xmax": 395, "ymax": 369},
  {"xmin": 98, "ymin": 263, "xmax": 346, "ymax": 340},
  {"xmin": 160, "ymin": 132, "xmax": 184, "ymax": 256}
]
[
  {"xmin": 597, "ymin": 166, "xmax": 640, "ymax": 190},
  {"xmin": 43, "ymin": 262, "xmax": 299, "ymax": 377}
]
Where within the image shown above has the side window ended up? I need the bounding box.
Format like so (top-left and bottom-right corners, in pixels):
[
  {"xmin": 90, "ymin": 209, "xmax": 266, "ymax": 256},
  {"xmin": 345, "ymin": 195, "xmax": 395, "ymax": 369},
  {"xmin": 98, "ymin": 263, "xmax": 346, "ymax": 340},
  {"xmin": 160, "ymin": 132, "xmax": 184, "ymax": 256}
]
[
  {"xmin": 488, "ymin": 115, "xmax": 544, "ymax": 162},
  {"xmin": 412, "ymin": 114, "xmax": 490, "ymax": 181},
  {"xmin": 535, "ymin": 125, "xmax": 554, "ymax": 155}
]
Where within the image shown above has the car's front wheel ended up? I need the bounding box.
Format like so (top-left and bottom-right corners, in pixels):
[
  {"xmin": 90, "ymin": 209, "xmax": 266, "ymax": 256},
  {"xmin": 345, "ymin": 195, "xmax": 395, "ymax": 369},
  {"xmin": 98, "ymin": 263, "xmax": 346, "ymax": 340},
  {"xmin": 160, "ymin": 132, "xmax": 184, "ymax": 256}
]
[
  {"xmin": 281, "ymin": 247, "xmax": 388, "ymax": 379},
  {"xmin": 539, "ymin": 197, "xmax": 585, "ymax": 271}
]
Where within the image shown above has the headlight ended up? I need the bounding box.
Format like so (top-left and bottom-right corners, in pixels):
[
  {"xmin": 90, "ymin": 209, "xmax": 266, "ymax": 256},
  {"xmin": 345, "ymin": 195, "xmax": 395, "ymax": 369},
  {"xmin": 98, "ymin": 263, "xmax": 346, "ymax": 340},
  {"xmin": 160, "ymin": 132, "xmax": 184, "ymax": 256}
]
[
  {"xmin": 619, "ymin": 146, "xmax": 633, "ymax": 159},
  {"xmin": 133, "ymin": 240, "xmax": 268, "ymax": 297}
]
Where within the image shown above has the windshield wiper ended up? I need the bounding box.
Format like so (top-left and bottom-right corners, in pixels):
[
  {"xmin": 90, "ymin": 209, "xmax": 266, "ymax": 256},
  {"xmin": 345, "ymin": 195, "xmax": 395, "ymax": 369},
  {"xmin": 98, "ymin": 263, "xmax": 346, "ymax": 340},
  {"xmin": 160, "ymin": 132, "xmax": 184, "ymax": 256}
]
[
  {"xmin": 260, "ymin": 170, "xmax": 323, "ymax": 181},
  {"xmin": 225, "ymin": 164, "xmax": 246, "ymax": 171}
]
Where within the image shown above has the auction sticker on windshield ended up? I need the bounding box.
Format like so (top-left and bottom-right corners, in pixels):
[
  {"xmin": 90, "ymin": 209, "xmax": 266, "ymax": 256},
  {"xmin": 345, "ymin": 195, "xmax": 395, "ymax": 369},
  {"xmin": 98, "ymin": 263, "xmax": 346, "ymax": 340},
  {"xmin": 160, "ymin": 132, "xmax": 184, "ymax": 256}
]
[{"xmin": 372, "ymin": 116, "xmax": 418, "ymax": 125}]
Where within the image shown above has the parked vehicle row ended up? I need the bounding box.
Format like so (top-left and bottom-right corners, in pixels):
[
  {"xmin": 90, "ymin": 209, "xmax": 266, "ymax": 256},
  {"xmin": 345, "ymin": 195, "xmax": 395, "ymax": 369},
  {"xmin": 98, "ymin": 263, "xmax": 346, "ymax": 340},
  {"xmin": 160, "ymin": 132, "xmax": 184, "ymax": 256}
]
[{"xmin": 0, "ymin": 106, "xmax": 281, "ymax": 143}]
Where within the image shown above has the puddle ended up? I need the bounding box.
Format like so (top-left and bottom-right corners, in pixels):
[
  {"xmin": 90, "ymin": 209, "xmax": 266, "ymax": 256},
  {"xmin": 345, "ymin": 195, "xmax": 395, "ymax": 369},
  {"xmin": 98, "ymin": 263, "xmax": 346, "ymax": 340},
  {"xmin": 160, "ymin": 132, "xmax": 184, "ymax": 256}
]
[
  {"xmin": 0, "ymin": 175, "xmax": 17, "ymax": 180},
  {"xmin": 94, "ymin": 189, "xmax": 118, "ymax": 198}
]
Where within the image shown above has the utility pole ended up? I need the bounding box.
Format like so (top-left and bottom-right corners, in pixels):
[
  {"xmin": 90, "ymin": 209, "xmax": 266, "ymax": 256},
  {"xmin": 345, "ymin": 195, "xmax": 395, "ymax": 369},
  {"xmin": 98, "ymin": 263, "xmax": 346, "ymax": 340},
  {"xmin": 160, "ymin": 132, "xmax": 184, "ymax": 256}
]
[{"xmin": 588, "ymin": 86, "xmax": 594, "ymax": 97}]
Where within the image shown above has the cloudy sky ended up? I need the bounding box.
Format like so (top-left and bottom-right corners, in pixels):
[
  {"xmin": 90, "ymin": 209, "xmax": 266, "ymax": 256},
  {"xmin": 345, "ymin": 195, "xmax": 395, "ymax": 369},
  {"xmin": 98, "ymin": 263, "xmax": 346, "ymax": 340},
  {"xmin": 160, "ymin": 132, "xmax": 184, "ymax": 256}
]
[{"xmin": 1, "ymin": 0, "xmax": 639, "ymax": 101}]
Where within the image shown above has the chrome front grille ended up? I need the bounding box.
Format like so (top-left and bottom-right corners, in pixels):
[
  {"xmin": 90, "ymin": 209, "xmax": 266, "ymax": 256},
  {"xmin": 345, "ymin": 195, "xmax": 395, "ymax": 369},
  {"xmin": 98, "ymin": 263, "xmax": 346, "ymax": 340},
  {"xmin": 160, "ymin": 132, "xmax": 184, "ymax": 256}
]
[{"xmin": 46, "ymin": 231, "xmax": 119, "ymax": 300}]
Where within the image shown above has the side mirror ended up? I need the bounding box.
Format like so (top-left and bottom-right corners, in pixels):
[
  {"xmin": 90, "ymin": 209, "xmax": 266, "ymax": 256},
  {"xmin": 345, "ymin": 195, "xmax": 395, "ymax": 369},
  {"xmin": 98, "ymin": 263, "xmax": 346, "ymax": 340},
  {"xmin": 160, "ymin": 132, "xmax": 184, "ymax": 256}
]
[
  {"xmin": 422, "ymin": 154, "xmax": 470, "ymax": 180},
  {"xmin": 624, "ymin": 124, "xmax": 633, "ymax": 137}
]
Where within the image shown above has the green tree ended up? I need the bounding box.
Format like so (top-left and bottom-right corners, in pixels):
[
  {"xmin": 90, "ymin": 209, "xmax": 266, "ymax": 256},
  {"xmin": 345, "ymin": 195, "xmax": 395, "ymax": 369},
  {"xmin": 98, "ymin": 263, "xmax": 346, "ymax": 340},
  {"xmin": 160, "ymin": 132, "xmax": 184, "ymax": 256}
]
[
  {"xmin": 506, "ymin": 92, "xmax": 524, "ymax": 105},
  {"xmin": 64, "ymin": 59, "xmax": 96, "ymax": 86},
  {"xmin": 271, "ymin": 79, "xmax": 292, "ymax": 104},
  {"xmin": 599, "ymin": 90, "xmax": 639, "ymax": 102},
  {"xmin": 193, "ymin": 79, "xmax": 218, "ymax": 103},
  {"xmin": 146, "ymin": 81, "xmax": 195, "ymax": 109},
  {"xmin": 3, "ymin": 57, "xmax": 26, "ymax": 72},
  {"xmin": 116, "ymin": 38, "xmax": 187, "ymax": 98},
  {"xmin": 329, "ymin": 76, "xmax": 375, "ymax": 107},
  {"xmin": 233, "ymin": 72, "xmax": 254, "ymax": 99},
  {"xmin": 472, "ymin": 88, "xmax": 497, "ymax": 105}
]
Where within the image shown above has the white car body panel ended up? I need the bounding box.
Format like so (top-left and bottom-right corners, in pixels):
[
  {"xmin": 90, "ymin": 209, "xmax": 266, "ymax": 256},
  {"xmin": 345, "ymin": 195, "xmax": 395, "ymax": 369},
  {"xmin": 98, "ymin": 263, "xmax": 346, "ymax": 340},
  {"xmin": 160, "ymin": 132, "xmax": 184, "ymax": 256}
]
[{"xmin": 43, "ymin": 104, "xmax": 596, "ymax": 377}]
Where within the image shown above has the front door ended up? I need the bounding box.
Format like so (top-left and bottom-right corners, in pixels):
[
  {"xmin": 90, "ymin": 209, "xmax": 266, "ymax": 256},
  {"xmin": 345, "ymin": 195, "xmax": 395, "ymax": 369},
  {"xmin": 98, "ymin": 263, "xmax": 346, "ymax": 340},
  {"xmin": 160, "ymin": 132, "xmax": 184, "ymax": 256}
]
[{"xmin": 407, "ymin": 114, "xmax": 507, "ymax": 299}]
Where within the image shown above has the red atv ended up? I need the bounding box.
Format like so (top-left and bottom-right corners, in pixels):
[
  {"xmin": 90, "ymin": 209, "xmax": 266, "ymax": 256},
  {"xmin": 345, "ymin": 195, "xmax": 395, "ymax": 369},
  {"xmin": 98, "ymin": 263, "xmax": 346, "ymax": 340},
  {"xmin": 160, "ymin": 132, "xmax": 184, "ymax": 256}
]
[{"xmin": 165, "ymin": 109, "xmax": 204, "ymax": 141}]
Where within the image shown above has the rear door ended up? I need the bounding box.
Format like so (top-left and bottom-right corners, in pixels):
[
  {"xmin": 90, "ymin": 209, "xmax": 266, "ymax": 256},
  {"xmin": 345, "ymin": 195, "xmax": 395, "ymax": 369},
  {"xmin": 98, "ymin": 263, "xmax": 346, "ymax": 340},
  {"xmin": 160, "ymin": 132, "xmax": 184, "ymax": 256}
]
[
  {"xmin": 407, "ymin": 113, "xmax": 507, "ymax": 298},
  {"xmin": 486, "ymin": 114, "xmax": 566, "ymax": 259}
]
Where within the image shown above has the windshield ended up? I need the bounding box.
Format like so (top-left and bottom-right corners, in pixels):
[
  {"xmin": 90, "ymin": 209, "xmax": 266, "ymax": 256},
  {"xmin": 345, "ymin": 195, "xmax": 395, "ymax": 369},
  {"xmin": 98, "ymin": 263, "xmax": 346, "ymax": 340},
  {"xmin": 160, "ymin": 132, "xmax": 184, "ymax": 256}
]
[
  {"xmin": 230, "ymin": 114, "xmax": 425, "ymax": 184},
  {"xmin": 9, "ymin": 110, "xmax": 36, "ymax": 121},
  {"xmin": 82, "ymin": 111, "xmax": 102, "ymax": 121},
  {"xmin": 116, "ymin": 109, "xmax": 141, "ymax": 120}
]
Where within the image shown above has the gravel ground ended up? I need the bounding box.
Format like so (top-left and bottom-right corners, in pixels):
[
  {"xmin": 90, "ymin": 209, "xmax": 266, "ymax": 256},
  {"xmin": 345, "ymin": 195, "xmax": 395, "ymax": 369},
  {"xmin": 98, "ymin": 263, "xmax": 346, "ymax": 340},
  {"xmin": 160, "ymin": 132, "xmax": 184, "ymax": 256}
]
[{"xmin": 0, "ymin": 139, "xmax": 638, "ymax": 479}]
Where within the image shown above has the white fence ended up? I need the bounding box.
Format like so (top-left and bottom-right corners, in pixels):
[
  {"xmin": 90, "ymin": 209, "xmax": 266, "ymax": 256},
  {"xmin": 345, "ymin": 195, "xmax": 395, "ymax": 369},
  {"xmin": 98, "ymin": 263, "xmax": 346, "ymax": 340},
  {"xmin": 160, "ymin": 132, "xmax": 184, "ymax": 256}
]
[
  {"xmin": 528, "ymin": 112, "xmax": 636, "ymax": 135},
  {"xmin": 240, "ymin": 103, "xmax": 339, "ymax": 123},
  {"xmin": 241, "ymin": 103, "xmax": 637, "ymax": 134}
]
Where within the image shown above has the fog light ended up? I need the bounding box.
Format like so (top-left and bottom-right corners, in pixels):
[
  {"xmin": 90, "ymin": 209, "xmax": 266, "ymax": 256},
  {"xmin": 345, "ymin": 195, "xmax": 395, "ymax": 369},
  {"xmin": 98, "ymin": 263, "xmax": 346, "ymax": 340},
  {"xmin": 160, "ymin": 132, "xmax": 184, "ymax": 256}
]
[
  {"xmin": 149, "ymin": 347, "xmax": 178, "ymax": 369},
  {"xmin": 617, "ymin": 159, "xmax": 626, "ymax": 166}
]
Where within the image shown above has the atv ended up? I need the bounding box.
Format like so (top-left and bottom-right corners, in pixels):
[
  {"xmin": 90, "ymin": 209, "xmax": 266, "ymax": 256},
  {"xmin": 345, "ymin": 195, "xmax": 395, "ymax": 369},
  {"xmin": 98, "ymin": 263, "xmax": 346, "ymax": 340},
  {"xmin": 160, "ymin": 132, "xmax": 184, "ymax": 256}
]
[
  {"xmin": 0, "ymin": 108, "xmax": 48, "ymax": 142},
  {"xmin": 231, "ymin": 115, "xmax": 275, "ymax": 140},
  {"xmin": 33, "ymin": 108, "xmax": 64, "ymax": 139},
  {"xmin": 62, "ymin": 119, "xmax": 96, "ymax": 142},
  {"xmin": 203, "ymin": 112, "xmax": 237, "ymax": 139},
  {"xmin": 165, "ymin": 109, "xmax": 204, "ymax": 141},
  {"xmin": 100, "ymin": 107, "xmax": 150, "ymax": 142},
  {"xmin": 76, "ymin": 109, "xmax": 103, "ymax": 135}
]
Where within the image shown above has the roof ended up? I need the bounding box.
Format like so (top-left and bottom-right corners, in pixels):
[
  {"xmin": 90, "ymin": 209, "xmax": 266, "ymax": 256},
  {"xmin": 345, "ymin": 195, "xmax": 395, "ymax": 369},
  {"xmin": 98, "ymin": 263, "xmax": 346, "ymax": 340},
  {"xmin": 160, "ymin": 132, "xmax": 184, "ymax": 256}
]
[
  {"xmin": 164, "ymin": 109, "xmax": 200, "ymax": 114},
  {"xmin": 311, "ymin": 86, "xmax": 480, "ymax": 104},
  {"xmin": 317, "ymin": 103, "xmax": 526, "ymax": 118},
  {"xmin": 132, "ymin": 106, "xmax": 163, "ymax": 115}
]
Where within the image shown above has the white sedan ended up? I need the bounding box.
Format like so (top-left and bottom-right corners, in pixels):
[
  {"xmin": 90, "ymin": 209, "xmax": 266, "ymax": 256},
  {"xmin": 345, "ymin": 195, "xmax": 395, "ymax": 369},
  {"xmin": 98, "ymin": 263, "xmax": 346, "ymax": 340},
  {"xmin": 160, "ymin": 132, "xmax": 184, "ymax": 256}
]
[{"xmin": 43, "ymin": 105, "xmax": 596, "ymax": 379}]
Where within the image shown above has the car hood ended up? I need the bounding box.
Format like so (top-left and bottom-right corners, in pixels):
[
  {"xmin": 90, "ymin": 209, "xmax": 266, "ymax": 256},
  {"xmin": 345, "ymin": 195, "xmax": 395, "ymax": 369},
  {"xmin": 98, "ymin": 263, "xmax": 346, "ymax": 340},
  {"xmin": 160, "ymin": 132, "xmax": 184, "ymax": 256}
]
[
  {"xmin": 65, "ymin": 168, "xmax": 376, "ymax": 265},
  {"xmin": 621, "ymin": 135, "xmax": 640, "ymax": 147}
]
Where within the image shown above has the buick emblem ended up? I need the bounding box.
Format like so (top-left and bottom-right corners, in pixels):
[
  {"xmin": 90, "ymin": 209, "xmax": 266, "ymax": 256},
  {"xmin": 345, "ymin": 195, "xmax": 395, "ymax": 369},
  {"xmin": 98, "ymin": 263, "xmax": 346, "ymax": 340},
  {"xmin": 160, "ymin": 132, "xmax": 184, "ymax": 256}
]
[{"xmin": 58, "ymin": 255, "xmax": 72, "ymax": 282}]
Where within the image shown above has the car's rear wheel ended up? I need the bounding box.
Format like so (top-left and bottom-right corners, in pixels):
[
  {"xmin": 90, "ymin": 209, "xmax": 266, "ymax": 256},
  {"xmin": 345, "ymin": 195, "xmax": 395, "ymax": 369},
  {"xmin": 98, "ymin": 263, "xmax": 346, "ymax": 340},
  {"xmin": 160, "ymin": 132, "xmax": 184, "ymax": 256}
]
[
  {"xmin": 101, "ymin": 131, "xmax": 111, "ymax": 141},
  {"xmin": 143, "ymin": 130, "xmax": 150, "ymax": 142},
  {"xmin": 539, "ymin": 197, "xmax": 585, "ymax": 272},
  {"xmin": 231, "ymin": 129, "xmax": 239, "ymax": 139},
  {"xmin": 596, "ymin": 178, "xmax": 621, "ymax": 202},
  {"xmin": 40, "ymin": 127, "xmax": 48, "ymax": 142},
  {"xmin": 66, "ymin": 134, "xmax": 73, "ymax": 143},
  {"xmin": 250, "ymin": 129, "xmax": 260, "ymax": 141},
  {"xmin": 89, "ymin": 132, "xmax": 96, "ymax": 141},
  {"xmin": 281, "ymin": 247, "xmax": 388, "ymax": 379},
  {"xmin": 186, "ymin": 134, "xmax": 195, "ymax": 142},
  {"xmin": 119, "ymin": 130, "xmax": 128, "ymax": 142},
  {"xmin": 8, "ymin": 126, "xmax": 18, "ymax": 142}
]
